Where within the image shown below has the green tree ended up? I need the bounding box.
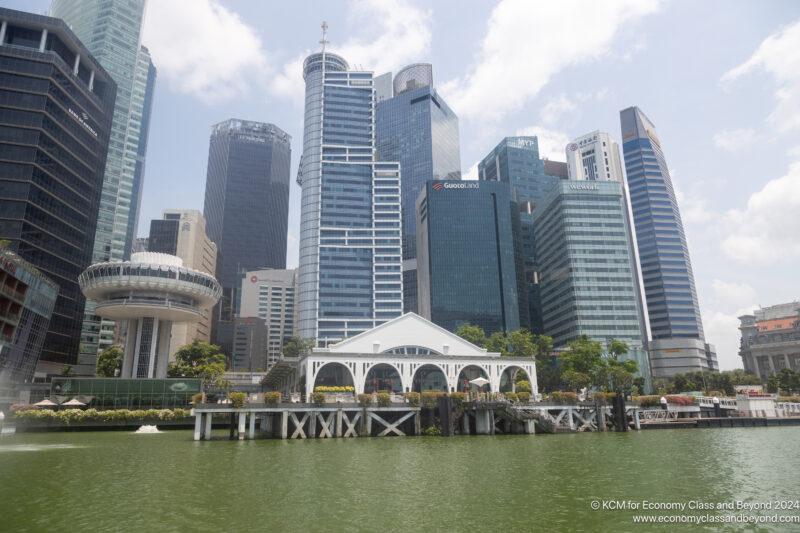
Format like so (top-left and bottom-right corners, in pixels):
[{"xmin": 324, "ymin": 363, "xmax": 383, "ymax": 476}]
[
  {"xmin": 777, "ymin": 368, "xmax": 800, "ymax": 395},
  {"xmin": 507, "ymin": 329, "xmax": 534, "ymax": 357},
  {"xmin": 532, "ymin": 334, "xmax": 554, "ymax": 360},
  {"xmin": 281, "ymin": 336, "xmax": 316, "ymax": 358},
  {"xmin": 673, "ymin": 373, "xmax": 690, "ymax": 393},
  {"xmin": 60, "ymin": 365, "xmax": 74, "ymax": 376},
  {"xmin": 167, "ymin": 341, "xmax": 227, "ymax": 388},
  {"xmin": 455, "ymin": 324, "xmax": 487, "ymax": 348},
  {"xmin": 95, "ymin": 346, "xmax": 123, "ymax": 377},
  {"xmin": 485, "ymin": 331, "xmax": 509, "ymax": 355},
  {"xmin": 559, "ymin": 335, "xmax": 604, "ymax": 378}
]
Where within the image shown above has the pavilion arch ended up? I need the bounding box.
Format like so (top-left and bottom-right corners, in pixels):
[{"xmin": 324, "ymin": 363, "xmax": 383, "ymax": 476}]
[
  {"xmin": 364, "ymin": 363, "xmax": 403, "ymax": 394},
  {"xmin": 456, "ymin": 365, "xmax": 491, "ymax": 392},
  {"xmin": 498, "ymin": 365, "xmax": 530, "ymax": 393},
  {"xmin": 411, "ymin": 364, "xmax": 448, "ymax": 393},
  {"xmin": 312, "ymin": 362, "xmax": 356, "ymax": 391}
]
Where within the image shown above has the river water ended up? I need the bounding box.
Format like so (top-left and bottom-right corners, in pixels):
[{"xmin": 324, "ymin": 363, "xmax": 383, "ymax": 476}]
[{"xmin": 1, "ymin": 427, "xmax": 798, "ymax": 532}]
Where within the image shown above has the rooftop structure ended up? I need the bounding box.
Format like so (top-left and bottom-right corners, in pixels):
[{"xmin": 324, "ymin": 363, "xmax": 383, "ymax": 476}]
[{"xmin": 739, "ymin": 302, "xmax": 800, "ymax": 379}]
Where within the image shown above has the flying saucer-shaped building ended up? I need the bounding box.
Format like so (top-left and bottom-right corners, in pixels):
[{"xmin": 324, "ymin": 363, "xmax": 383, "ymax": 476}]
[{"xmin": 79, "ymin": 252, "xmax": 221, "ymax": 378}]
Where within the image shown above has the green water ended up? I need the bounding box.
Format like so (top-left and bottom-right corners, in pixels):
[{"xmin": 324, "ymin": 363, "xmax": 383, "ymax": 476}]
[{"xmin": 1, "ymin": 427, "xmax": 799, "ymax": 532}]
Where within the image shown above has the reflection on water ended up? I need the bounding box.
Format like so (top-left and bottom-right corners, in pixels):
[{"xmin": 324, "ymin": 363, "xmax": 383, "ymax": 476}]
[
  {"xmin": 0, "ymin": 444, "xmax": 85, "ymax": 452},
  {"xmin": 0, "ymin": 428, "xmax": 798, "ymax": 531}
]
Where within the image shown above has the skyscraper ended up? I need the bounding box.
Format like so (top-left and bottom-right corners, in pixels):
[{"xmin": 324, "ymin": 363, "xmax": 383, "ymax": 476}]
[
  {"xmin": 417, "ymin": 181, "xmax": 525, "ymax": 335},
  {"xmin": 297, "ymin": 45, "xmax": 403, "ymax": 344},
  {"xmin": 375, "ymin": 63, "xmax": 461, "ymax": 313},
  {"xmin": 478, "ymin": 137, "xmax": 567, "ymax": 332},
  {"xmin": 51, "ymin": 0, "xmax": 157, "ymax": 371},
  {"xmin": 239, "ymin": 269, "xmax": 297, "ymax": 369},
  {"xmin": 0, "ymin": 8, "xmax": 116, "ymax": 371},
  {"xmin": 147, "ymin": 210, "xmax": 217, "ymax": 358},
  {"xmin": 203, "ymin": 119, "xmax": 291, "ymax": 357},
  {"xmin": 620, "ymin": 106, "xmax": 717, "ymax": 376}
]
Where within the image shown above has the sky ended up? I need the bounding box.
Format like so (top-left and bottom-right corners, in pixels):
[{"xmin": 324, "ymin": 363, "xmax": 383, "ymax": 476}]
[{"xmin": 8, "ymin": 0, "xmax": 800, "ymax": 371}]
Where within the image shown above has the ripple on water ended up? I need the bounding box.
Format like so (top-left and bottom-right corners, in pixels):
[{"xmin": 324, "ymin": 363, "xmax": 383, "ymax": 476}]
[{"xmin": 0, "ymin": 444, "xmax": 85, "ymax": 452}]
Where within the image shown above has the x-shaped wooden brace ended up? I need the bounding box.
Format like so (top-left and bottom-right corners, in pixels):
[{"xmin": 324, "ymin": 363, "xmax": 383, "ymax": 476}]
[
  {"xmin": 317, "ymin": 412, "xmax": 335, "ymax": 438},
  {"xmin": 342, "ymin": 411, "xmax": 361, "ymax": 437},
  {"xmin": 572, "ymin": 409, "xmax": 595, "ymax": 430},
  {"xmin": 370, "ymin": 411, "xmax": 414, "ymax": 436},
  {"xmin": 290, "ymin": 412, "xmax": 310, "ymax": 439}
]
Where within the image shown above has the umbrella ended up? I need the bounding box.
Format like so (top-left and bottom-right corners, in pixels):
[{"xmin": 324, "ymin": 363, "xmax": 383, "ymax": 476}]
[
  {"xmin": 469, "ymin": 377, "xmax": 490, "ymax": 388},
  {"xmin": 34, "ymin": 398, "xmax": 58, "ymax": 407},
  {"xmin": 62, "ymin": 398, "xmax": 86, "ymax": 407}
]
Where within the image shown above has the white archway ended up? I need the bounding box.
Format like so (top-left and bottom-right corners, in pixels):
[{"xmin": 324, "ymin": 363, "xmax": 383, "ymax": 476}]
[{"xmin": 363, "ymin": 363, "xmax": 404, "ymax": 394}]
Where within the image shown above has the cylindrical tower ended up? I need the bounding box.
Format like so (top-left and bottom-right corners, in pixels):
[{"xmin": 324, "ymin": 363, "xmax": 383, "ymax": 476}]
[
  {"xmin": 297, "ymin": 51, "xmax": 348, "ymax": 341},
  {"xmin": 78, "ymin": 252, "xmax": 221, "ymax": 378},
  {"xmin": 393, "ymin": 63, "xmax": 433, "ymax": 95}
]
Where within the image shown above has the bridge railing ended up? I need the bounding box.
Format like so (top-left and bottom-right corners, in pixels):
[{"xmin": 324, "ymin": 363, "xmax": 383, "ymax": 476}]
[{"xmin": 697, "ymin": 396, "xmax": 737, "ymax": 408}]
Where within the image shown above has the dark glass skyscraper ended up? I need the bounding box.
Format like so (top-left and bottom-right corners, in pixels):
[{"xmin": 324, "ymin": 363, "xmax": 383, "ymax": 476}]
[
  {"xmin": 0, "ymin": 8, "xmax": 116, "ymax": 369},
  {"xmin": 203, "ymin": 119, "xmax": 291, "ymax": 356},
  {"xmin": 297, "ymin": 50, "xmax": 403, "ymax": 344},
  {"xmin": 417, "ymin": 181, "xmax": 524, "ymax": 335},
  {"xmin": 375, "ymin": 63, "xmax": 461, "ymax": 314},
  {"xmin": 620, "ymin": 106, "xmax": 716, "ymax": 376},
  {"xmin": 478, "ymin": 137, "xmax": 567, "ymax": 332}
]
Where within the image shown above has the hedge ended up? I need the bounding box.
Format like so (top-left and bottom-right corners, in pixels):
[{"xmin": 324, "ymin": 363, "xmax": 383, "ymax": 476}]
[
  {"xmin": 357, "ymin": 394, "xmax": 372, "ymax": 407},
  {"xmin": 405, "ymin": 392, "xmax": 420, "ymax": 407},
  {"xmin": 12, "ymin": 408, "xmax": 191, "ymax": 424},
  {"xmin": 229, "ymin": 392, "xmax": 247, "ymax": 409},
  {"xmin": 312, "ymin": 392, "xmax": 326, "ymax": 405},
  {"xmin": 314, "ymin": 386, "xmax": 354, "ymax": 393},
  {"xmin": 264, "ymin": 392, "xmax": 281, "ymax": 404}
]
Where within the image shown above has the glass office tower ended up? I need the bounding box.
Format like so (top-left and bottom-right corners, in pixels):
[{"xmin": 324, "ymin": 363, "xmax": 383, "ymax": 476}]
[
  {"xmin": 620, "ymin": 107, "xmax": 717, "ymax": 376},
  {"xmin": 533, "ymin": 181, "xmax": 651, "ymax": 390},
  {"xmin": 51, "ymin": 0, "xmax": 157, "ymax": 372},
  {"xmin": 417, "ymin": 181, "xmax": 524, "ymax": 335},
  {"xmin": 203, "ymin": 120, "xmax": 291, "ymax": 358},
  {"xmin": 375, "ymin": 63, "xmax": 461, "ymax": 314},
  {"xmin": 478, "ymin": 137, "xmax": 567, "ymax": 332},
  {"xmin": 0, "ymin": 8, "xmax": 116, "ymax": 370},
  {"xmin": 298, "ymin": 50, "xmax": 403, "ymax": 344}
]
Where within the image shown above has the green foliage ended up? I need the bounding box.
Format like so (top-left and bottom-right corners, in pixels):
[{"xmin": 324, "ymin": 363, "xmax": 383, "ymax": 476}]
[
  {"xmin": 549, "ymin": 391, "xmax": 578, "ymax": 404},
  {"xmin": 779, "ymin": 396, "xmax": 800, "ymax": 403},
  {"xmin": 517, "ymin": 392, "xmax": 531, "ymax": 403},
  {"xmin": 421, "ymin": 391, "xmax": 439, "ymax": 409},
  {"xmin": 422, "ymin": 425, "xmax": 442, "ymax": 437},
  {"xmin": 95, "ymin": 346, "xmax": 123, "ymax": 377},
  {"xmin": 229, "ymin": 392, "xmax": 247, "ymax": 408},
  {"xmin": 455, "ymin": 323, "xmax": 487, "ymax": 348},
  {"xmin": 264, "ymin": 392, "xmax": 281, "ymax": 404},
  {"xmin": 532, "ymin": 334, "xmax": 554, "ymax": 360},
  {"xmin": 60, "ymin": 365, "xmax": 74, "ymax": 376},
  {"xmin": 485, "ymin": 331, "xmax": 509, "ymax": 355},
  {"xmin": 357, "ymin": 393, "xmax": 372, "ymax": 407},
  {"xmin": 282, "ymin": 336, "xmax": 316, "ymax": 358},
  {"xmin": 562, "ymin": 370, "xmax": 591, "ymax": 391},
  {"xmin": 405, "ymin": 392, "xmax": 420, "ymax": 407},
  {"xmin": 167, "ymin": 341, "xmax": 226, "ymax": 389},
  {"xmin": 507, "ymin": 329, "xmax": 533, "ymax": 357},
  {"xmin": 311, "ymin": 391, "xmax": 326, "ymax": 405},
  {"xmin": 515, "ymin": 380, "xmax": 531, "ymax": 393},
  {"xmin": 450, "ymin": 392, "xmax": 466, "ymax": 408},
  {"xmin": 191, "ymin": 393, "xmax": 205, "ymax": 406},
  {"xmin": 13, "ymin": 408, "xmax": 192, "ymax": 424},
  {"xmin": 376, "ymin": 392, "xmax": 391, "ymax": 407},
  {"xmin": 505, "ymin": 391, "xmax": 519, "ymax": 403},
  {"xmin": 314, "ymin": 386, "xmax": 355, "ymax": 392}
]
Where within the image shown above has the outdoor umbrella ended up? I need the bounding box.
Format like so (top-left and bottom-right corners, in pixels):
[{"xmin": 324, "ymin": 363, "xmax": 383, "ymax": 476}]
[
  {"xmin": 61, "ymin": 398, "xmax": 86, "ymax": 407},
  {"xmin": 469, "ymin": 377, "xmax": 490, "ymax": 389},
  {"xmin": 34, "ymin": 398, "xmax": 58, "ymax": 407}
]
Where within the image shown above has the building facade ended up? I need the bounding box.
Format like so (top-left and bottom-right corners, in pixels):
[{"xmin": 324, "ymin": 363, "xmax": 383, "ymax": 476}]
[
  {"xmin": 417, "ymin": 180, "xmax": 525, "ymax": 335},
  {"xmin": 0, "ymin": 8, "xmax": 116, "ymax": 371},
  {"xmin": 239, "ymin": 269, "xmax": 297, "ymax": 369},
  {"xmin": 619, "ymin": 106, "xmax": 717, "ymax": 376},
  {"xmin": 202, "ymin": 119, "xmax": 291, "ymax": 357},
  {"xmin": 297, "ymin": 49, "xmax": 403, "ymax": 345},
  {"xmin": 147, "ymin": 210, "xmax": 217, "ymax": 358},
  {"xmin": 0, "ymin": 245, "xmax": 58, "ymax": 386},
  {"xmin": 231, "ymin": 317, "xmax": 268, "ymax": 372},
  {"xmin": 739, "ymin": 303, "xmax": 800, "ymax": 379},
  {"xmin": 478, "ymin": 136, "xmax": 567, "ymax": 333},
  {"xmin": 533, "ymin": 181, "xmax": 651, "ymax": 389},
  {"xmin": 375, "ymin": 63, "xmax": 461, "ymax": 314},
  {"xmin": 51, "ymin": 0, "xmax": 157, "ymax": 371}
]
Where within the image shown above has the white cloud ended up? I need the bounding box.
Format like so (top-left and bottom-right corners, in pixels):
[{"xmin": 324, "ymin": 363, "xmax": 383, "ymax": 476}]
[
  {"xmin": 713, "ymin": 128, "xmax": 757, "ymax": 152},
  {"xmin": 143, "ymin": 0, "xmax": 269, "ymax": 104},
  {"xmin": 539, "ymin": 94, "xmax": 576, "ymax": 126},
  {"xmin": 722, "ymin": 19, "xmax": 800, "ymax": 132},
  {"xmin": 440, "ymin": 0, "xmax": 661, "ymax": 121},
  {"xmin": 702, "ymin": 281, "xmax": 758, "ymax": 371},
  {"xmin": 674, "ymin": 176, "xmax": 713, "ymax": 225},
  {"xmin": 462, "ymin": 161, "xmax": 479, "ymax": 181},
  {"xmin": 720, "ymin": 161, "xmax": 800, "ymax": 265},
  {"xmin": 710, "ymin": 279, "xmax": 758, "ymax": 311},
  {"xmin": 270, "ymin": 0, "xmax": 432, "ymax": 106},
  {"xmin": 515, "ymin": 126, "xmax": 569, "ymax": 161}
]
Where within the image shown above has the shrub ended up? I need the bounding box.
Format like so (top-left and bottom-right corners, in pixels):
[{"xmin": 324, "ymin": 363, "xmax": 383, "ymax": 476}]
[
  {"xmin": 421, "ymin": 391, "xmax": 439, "ymax": 409},
  {"xmin": 376, "ymin": 392, "xmax": 391, "ymax": 407},
  {"xmin": 638, "ymin": 395, "xmax": 660, "ymax": 407},
  {"xmin": 592, "ymin": 391, "xmax": 607, "ymax": 403},
  {"xmin": 229, "ymin": 392, "xmax": 247, "ymax": 408},
  {"xmin": 779, "ymin": 396, "xmax": 800, "ymax": 403},
  {"xmin": 191, "ymin": 393, "xmax": 204, "ymax": 406},
  {"xmin": 505, "ymin": 392, "xmax": 519, "ymax": 403},
  {"xmin": 666, "ymin": 395, "xmax": 695, "ymax": 406},
  {"xmin": 549, "ymin": 391, "xmax": 578, "ymax": 404},
  {"xmin": 515, "ymin": 380, "xmax": 532, "ymax": 393},
  {"xmin": 450, "ymin": 392, "xmax": 466, "ymax": 408},
  {"xmin": 517, "ymin": 392, "xmax": 531, "ymax": 403},
  {"xmin": 9, "ymin": 403, "xmax": 37, "ymax": 413},
  {"xmin": 264, "ymin": 391, "xmax": 281, "ymax": 404},
  {"xmin": 357, "ymin": 394, "xmax": 372, "ymax": 407},
  {"xmin": 314, "ymin": 386, "xmax": 355, "ymax": 393},
  {"xmin": 405, "ymin": 392, "xmax": 420, "ymax": 407},
  {"xmin": 422, "ymin": 425, "xmax": 442, "ymax": 436},
  {"xmin": 311, "ymin": 391, "xmax": 326, "ymax": 405}
]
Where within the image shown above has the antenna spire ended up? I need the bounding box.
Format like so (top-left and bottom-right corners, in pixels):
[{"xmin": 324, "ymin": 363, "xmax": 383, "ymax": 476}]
[{"xmin": 320, "ymin": 21, "xmax": 329, "ymax": 52}]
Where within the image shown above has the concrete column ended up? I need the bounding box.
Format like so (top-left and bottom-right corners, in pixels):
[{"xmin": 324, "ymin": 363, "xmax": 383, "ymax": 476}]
[
  {"xmin": 194, "ymin": 412, "xmax": 202, "ymax": 441},
  {"xmin": 524, "ymin": 420, "xmax": 536, "ymax": 434},
  {"xmin": 336, "ymin": 409, "xmax": 342, "ymax": 437},
  {"xmin": 238, "ymin": 412, "xmax": 246, "ymax": 440},
  {"xmin": 366, "ymin": 411, "xmax": 372, "ymax": 435},
  {"xmin": 249, "ymin": 413, "xmax": 256, "ymax": 440},
  {"xmin": 475, "ymin": 409, "xmax": 491, "ymax": 435},
  {"xmin": 281, "ymin": 411, "xmax": 288, "ymax": 439},
  {"xmin": 633, "ymin": 410, "xmax": 640, "ymax": 430},
  {"xmin": 414, "ymin": 411, "xmax": 421, "ymax": 436},
  {"xmin": 203, "ymin": 411, "xmax": 212, "ymax": 440},
  {"xmin": 88, "ymin": 69, "xmax": 94, "ymax": 91},
  {"xmin": 0, "ymin": 21, "xmax": 8, "ymax": 45},
  {"xmin": 568, "ymin": 408, "xmax": 575, "ymax": 430},
  {"xmin": 462, "ymin": 413, "xmax": 470, "ymax": 435},
  {"xmin": 309, "ymin": 412, "xmax": 317, "ymax": 438},
  {"xmin": 39, "ymin": 29, "xmax": 47, "ymax": 53}
]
